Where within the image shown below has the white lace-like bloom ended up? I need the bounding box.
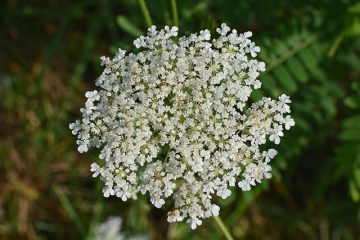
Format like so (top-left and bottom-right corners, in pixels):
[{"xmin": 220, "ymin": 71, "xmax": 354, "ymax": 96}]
[
  {"xmin": 70, "ymin": 23, "xmax": 295, "ymax": 229},
  {"xmin": 94, "ymin": 216, "xmax": 148, "ymax": 240},
  {"xmin": 94, "ymin": 217, "xmax": 124, "ymax": 240}
]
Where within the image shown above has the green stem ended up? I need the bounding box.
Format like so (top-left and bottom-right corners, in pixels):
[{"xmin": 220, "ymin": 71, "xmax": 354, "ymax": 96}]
[
  {"xmin": 214, "ymin": 215, "xmax": 234, "ymax": 240},
  {"xmin": 328, "ymin": 33, "xmax": 344, "ymax": 58},
  {"xmin": 139, "ymin": 0, "xmax": 153, "ymax": 27},
  {"xmin": 170, "ymin": 0, "xmax": 179, "ymax": 26}
]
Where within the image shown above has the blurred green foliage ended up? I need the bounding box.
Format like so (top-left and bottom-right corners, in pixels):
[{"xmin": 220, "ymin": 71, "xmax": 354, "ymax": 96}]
[{"xmin": 1, "ymin": 0, "xmax": 360, "ymax": 239}]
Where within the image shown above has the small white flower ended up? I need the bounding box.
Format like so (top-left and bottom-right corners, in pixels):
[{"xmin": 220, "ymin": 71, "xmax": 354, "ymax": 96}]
[
  {"xmin": 244, "ymin": 31, "xmax": 252, "ymax": 38},
  {"xmin": 200, "ymin": 29, "xmax": 211, "ymax": 40},
  {"xmin": 217, "ymin": 189, "xmax": 232, "ymax": 199},
  {"xmin": 238, "ymin": 180, "xmax": 251, "ymax": 191},
  {"xmin": 204, "ymin": 206, "xmax": 218, "ymax": 218},
  {"xmin": 167, "ymin": 210, "xmax": 183, "ymax": 222},
  {"xmin": 264, "ymin": 149, "xmax": 278, "ymax": 162},
  {"xmin": 269, "ymin": 124, "xmax": 284, "ymax": 144},
  {"xmin": 210, "ymin": 204, "xmax": 220, "ymax": 216},
  {"xmin": 258, "ymin": 62, "xmax": 266, "ymax": 72},
  {"xmin": 187, "ymin": 218, "xmax": 202, "ymax": 230},
  {"xmin": 248, "ymin": 42, "xmax": 261, "ymax": 57},
  {"xmin": 85, "ymin": 90, "xmax": 100, "ymax": 101},
  {"xmin": 279, "ymin": 94, "xmax": 291, "ymax": 104},
  {"xmin": 153, "ymin": 199, "xmax": 165, "ymax": 208},
  {"xmin": 69, "ymin": 120, "xmax": 80, "ymax": 134},
  {"xmin": 284, "ymin": 115, "xmax": 295, "ymax": 130},
  {"xmin": 170, "ymin": 26, "xmax": 179, "ymax": 36},
  {"xmin": 216, "ymin": 23, "xmax": 230, "ymax": 36},
  {"xmin": 104, "ymin": 188, "xmax": 114, "ymax": 198},
  {"xmin": 91, "ymin": 163, "xmax": 101, "ymax": 177},
  {"xmin": 78, "ymin": 144, "xmax": 88, "ymax": 153}
]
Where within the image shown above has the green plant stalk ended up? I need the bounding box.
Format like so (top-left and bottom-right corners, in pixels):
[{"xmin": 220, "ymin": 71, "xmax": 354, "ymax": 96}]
[
  {"xmin": 328, "ymin": 33, "xmax": 344, "ymax": 57},
  {"xmin": 139, "ymin": 0, "xmax": 153, "ymax": 27},
  {"xmin": 214, "ymin": 215, "xmax": 234, "ymax": 240},
  {"xmin": 170, "ymin": 0, "xmax": 179, "ymax": 26}
]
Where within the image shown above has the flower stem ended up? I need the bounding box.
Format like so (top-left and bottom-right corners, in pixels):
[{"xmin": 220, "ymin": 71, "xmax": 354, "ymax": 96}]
[
  {"xmin": 214, "ymin": 215, "xmax": 234, "ymax": 240},
  {"xmin": 139, "ymin": 0, "xmax": 153, "ymax": 27},
  {"xmin": 170, "ymin": 0, "xmax": 179, "ymax": 26}
]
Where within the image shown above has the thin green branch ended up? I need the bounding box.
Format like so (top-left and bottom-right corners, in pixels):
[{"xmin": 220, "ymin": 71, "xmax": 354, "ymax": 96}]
[
  {"xmin": 170, "ymin": 0, "xmax": 179, "ymax": 26},
  {"xmin": 139, "ymin": 0, "xmax": 153, "ymax": 27},
  {"xmin": 265, "ymin": 33, "xmax": 320, "ymax": 73},
  {"xmin": 328, "ymin": 33, "xmax": 344, "ymax": 57},
  {"xmin": 214, "ymin": 215, "xmax": 234, "ymax": 240}
]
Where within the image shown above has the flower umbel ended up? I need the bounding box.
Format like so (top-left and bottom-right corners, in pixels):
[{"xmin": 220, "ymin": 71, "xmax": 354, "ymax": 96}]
[
  {"xmin": 70, "ymin": 23, "xmax": 295, "ymax": 229},
  {"xmin": 94, "ymin": 216, "xmax": 148, "ymax": 240}
]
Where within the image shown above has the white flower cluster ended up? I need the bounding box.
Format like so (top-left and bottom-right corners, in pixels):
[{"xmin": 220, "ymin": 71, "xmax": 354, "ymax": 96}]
[
  {"xmin": 70, "ymin": 23, "xmax": 295, "ymax": 229},
  {"xmin": 94, "ymin": 216, "xmax": 148, "ymax": 240}
]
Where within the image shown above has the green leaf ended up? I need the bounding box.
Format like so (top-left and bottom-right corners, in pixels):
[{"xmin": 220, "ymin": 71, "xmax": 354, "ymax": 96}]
[
  {"xmin": 344, "ymin": 96, "xmax": 360, "ymax": 109},
  {"xmin": 273, "ymin": 40, "xmax": 289, "ymax": 57},
  {"xmin": 261, "ymin": 75, "xmax": 281, "ymax": 97},
  {"xmin": 354, "ymin": 162, "xmax": 360, "ymax": 186},
  {"xmin": 348, "ymin": 2, "xmax": 360, "ymax": 13},
  {"xmin": 286, "ymin": 33, "xmax": 302, "ymax": 48},
  {"xmin": 298, "ymin": 48, "xmax": 321, "ymax": 76},
  {"xmin": 293, "ymin": 117, "xmax": 310, "ymax": 132},
  {"xmin": 271, "ymin": 167, "xmax": 282, "ymax": 181},
  {"xmin": 343, "ymin": 115, "xmax": 360, "ymax": 128},
  {"xmin": 251, "ymin": 89, "xmax": 264, "ymax": 101},
  {"xmin": 309, "ymin": 42, "xmax": 326, "ymax": 59},
  {"xmin": 116, "ymin": 15, "xmax": 143, "ymax": 37},
  {"xmin": 260, "ymin": 47, "xmax": 273, "ymax": 62},
  {"xmin": 264, "ymin": 33, "xmax": 319, "ymax": 74},
  {"xmin": 275, "ymin": 155, "xmax": 287, "ymax": 169},
  {"xmin": 349, "ymin": 180, "xmax": 360, "ymax": 202},
  {"xmin": 339, "ymin": 128, "xmax": 360, "ymax": 141},
  {"xmin": 344, "ymin": 17, "xmax": 360, "ymax": 38},
  {"xmin": 286, "ymin": 57, "xmax": 309, "ymax": 83},
  {"xmin": 273, "ymin": 66, "xmax": 298, "ymax": 93}
]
